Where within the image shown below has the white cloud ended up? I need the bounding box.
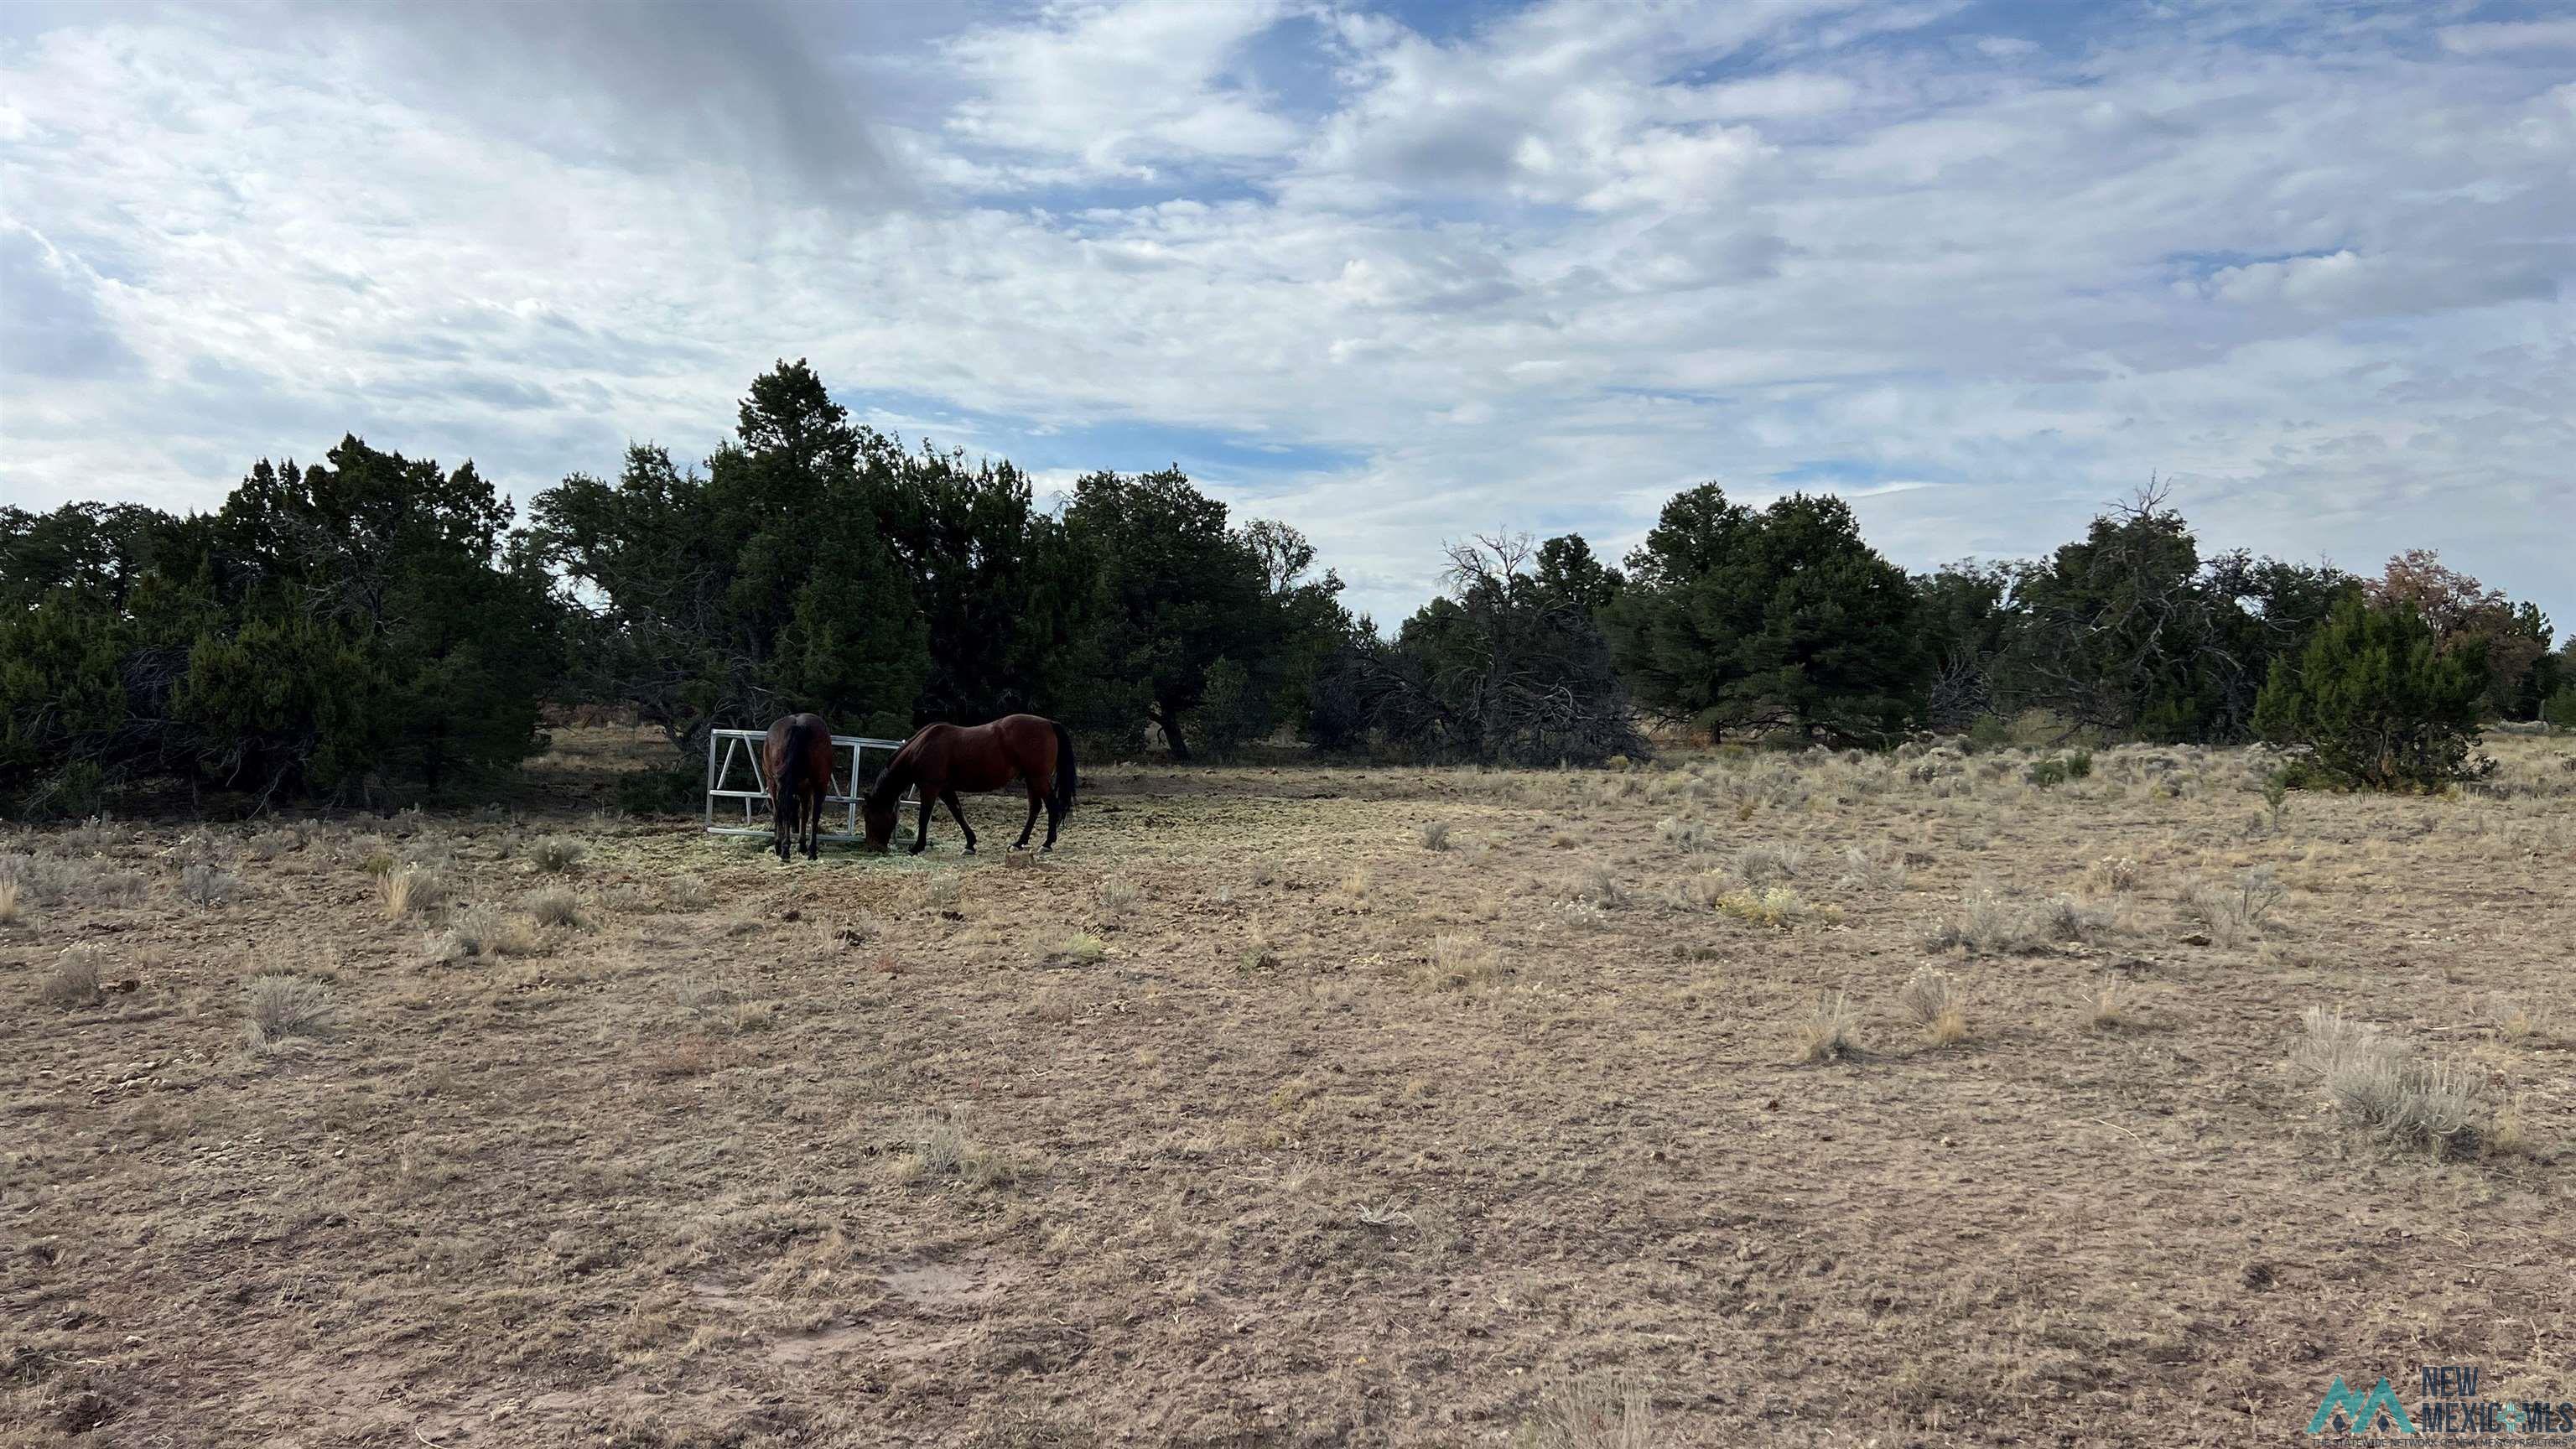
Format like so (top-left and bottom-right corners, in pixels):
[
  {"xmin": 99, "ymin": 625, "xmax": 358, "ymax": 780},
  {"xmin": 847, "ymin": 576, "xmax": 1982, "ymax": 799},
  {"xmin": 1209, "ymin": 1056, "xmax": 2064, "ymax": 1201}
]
[
  {"xmin": 2, "ymin": 0, "xmax": 2570, "ymax": 632},
  {"xmin": 940, "ymin": 0, "xmax": 1301, "ymax": 177}
]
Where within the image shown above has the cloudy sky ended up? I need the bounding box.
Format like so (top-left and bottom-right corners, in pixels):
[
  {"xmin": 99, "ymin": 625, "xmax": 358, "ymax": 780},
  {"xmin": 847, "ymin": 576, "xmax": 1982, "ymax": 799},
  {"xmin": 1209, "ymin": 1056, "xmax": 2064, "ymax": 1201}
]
[{"xmin": 3, "ymin": 0, "xmax": 2571, "ymax": 628}]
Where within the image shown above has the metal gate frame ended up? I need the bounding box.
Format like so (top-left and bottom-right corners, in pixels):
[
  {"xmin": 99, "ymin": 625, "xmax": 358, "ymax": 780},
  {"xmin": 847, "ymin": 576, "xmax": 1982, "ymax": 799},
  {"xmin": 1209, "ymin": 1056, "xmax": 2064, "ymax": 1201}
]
[{"xmin": 704, "ymin": 728, "xmax": 913, "ymax": 843}]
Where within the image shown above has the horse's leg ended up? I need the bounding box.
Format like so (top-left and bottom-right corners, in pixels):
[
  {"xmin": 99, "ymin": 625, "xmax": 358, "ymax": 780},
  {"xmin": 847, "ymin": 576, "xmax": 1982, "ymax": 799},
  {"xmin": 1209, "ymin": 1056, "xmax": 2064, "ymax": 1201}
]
[
  {"xmin": 1014, "ymin": 787, "xmax": 1041, "ymax": 849},
  {"xmin": 1042, "ymin": 792, "xmax": 1063, "ymax": 851},
  {"xmin": 943, "ymin": 790, "xmax": 976, "ymax": 854},
  {"xmin": 803, "ymin": 773, "xmax": 821, "ymax": 860},
  {"xmin": 910, "ymin": 788, "xmax": 933, "ymax": 854}
]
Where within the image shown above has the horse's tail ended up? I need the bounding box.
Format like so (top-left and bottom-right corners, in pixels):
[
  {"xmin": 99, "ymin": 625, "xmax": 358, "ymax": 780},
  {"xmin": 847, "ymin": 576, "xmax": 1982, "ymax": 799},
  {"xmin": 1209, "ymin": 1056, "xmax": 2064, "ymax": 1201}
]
[
  {"xmin": 1051, "ymin": 720, "xmax": 1078, "ymax": 815},
  {"xmin": 777, "ymin": 730, "xmax": 801, "ymax": 847}
]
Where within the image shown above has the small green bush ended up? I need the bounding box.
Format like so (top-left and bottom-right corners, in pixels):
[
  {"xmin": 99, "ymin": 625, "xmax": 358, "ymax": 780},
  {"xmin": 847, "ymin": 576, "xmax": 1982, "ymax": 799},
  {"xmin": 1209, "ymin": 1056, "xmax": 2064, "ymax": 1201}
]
[
  {"xmin": 2027, "ymin": 750, "xmax": 2092, "ymax": 788},
  {"xmin": 2255, "ymin": 599, "xmax": 2490, "ymax": 791},
  {"xmin": 2545, "ymin": 685, "xmax": 2576, "ymax": 731}
]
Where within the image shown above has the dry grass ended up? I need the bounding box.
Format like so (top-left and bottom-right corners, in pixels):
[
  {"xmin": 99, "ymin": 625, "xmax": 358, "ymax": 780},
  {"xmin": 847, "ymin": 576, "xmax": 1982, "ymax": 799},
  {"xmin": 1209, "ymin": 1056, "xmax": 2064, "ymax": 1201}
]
[
  {"xmin": 522, "ymin": 887, "xmax": 586, "ymax": 930},
  {"xmin": 241, "ymin": 974, "xmax": 339, "ymax": 1049},
  {"xmin": 34, "ymin": 945, "xmax": 106, "ymax": 1009},
  {"xmin": 1095, "ymin": 875, "xmax": 1142, "ymax": 915},
  {"xmin": 429, "ymin": 905, "xmax": 540, "ymax": 963},
  {"xmin": 1510, "ymin": 1379, "xmax": 1657, "ymax": 1449},
  {"xmin": 0, "ymin": 877, "xmax": 22, "ymax": 925},
  {"xmin": 1736, "ymin": 843, "xmax": 1804, "ymax": 887},
  {"xmin": 2293, "ymin": 1007, "xmax": 2490, "ymax": 1159},
  {"xmin": 1715, "ymin": 885, "xmax": 1836, "ymax": 927},
  {"xmin": 1420, "ymin": 818, "xmax": 1453, "ymax": 851},
  {"xmin": 2087, "ymin": 976, "xmax": 2139, "ymax": 1031},
  {"xmin": 378, "ymin": 866, "xmax": 447, "ymax": 918},
  {"xmin": 3, "ymin": 727, "xmax": 2568, "ymax": 1446},
  {"xmin": 1925, "ymin": 890, "xmax": 2106, "ymax": 954},
  {"xmin": 1894, "ymin": 964, "xmax": 1967, "ymax": 1046},
  {"xmin": 897, "ymin": 1108, "xmax": 1016, "ymax": 1188},
  {"xmin": 1791, "ymin": 989, "xmax": 1860, "ymax": 1063},
  {"xmin": 1420, "ymin": 932, "xmax": 1503, "ymax": 990},
  {"xmin": 180, "ymin": 863, "xmax": 242, "ymax": 906},
  {"xmin": 2184, "ymin": 865, "xmax": 2287, "ymax": 942},
  {"xmin": 527, "ymin": 835, "xmax": 586, "ymax": 873}
]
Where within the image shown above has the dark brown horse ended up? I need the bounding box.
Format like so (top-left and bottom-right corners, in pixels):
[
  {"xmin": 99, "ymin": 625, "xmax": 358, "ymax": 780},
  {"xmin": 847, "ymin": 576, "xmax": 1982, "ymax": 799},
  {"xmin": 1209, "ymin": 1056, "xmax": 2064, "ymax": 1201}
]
[
  {"xmin": 763, "ymin": 713, "xmax": 837, "ymax": 863},
  {"xmin": 862, "ymin": 714, "xmax": 1077, "ymax": 854}
]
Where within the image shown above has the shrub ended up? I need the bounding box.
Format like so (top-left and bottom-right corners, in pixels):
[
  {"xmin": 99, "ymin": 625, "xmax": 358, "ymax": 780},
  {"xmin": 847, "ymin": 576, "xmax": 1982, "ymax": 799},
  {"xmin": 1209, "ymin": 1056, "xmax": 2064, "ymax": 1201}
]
[
  {"xmin": 1792, "ymin": 991, "xmax": 1860, "ymax": 1063},
  {"xmin": 899, "ymin": 1108, "xmax": 1014, "ymax": 1188},
  {"xmin": 2546, "ymin": 686, "xmax": 2576, "ymax": 730},
  {"xmin": 1239, "ymin": 928, "xmax": 1282, "ymax": 973},
  {"xmin": 2185, "ymin": 866, "xmax": 2284, "ymax": 941},
  {"xmin": 523, "ymin": 888, "xmax": 585, "ymax": 929},
  {"xmin": 667, "ymin": 874, "xmax": 712, "ymax": 910},
  {"xmin": 1577, "ymin": 865, "xmax": 1629, "ymax": 909},
  {"xmin": 1423, "ymin": 932, "xmax": 1502, "ymax": 990},
  {"xmin": 527, "ymin": 836, "xmax": 585, "ymax": 874},
  {"xmin": 1096, "ymin": 876, "xmax": 1141, "ymax": 915},
  {"xmin": 1835, "ymin": 845, "xmax": 1907, "ymax": 891},
  {"xmin": 1057, "ymin": 932, "xmax": 1108, "ymax": 965},
  {"xmin": 1510, "ymin": 1379, "xmax": 1657, "ymax": 1449},
  {"xmin": 379, "ymin": 867, "xmax": 446, "ymax": 918},
  {"xmin": 1926, "ymin": 891, "xmax": 2101, "ymax": 953},
  {"xmin": 357, "ymin": 848, "xmax": 397, "ymax": 877},
  {"xmin": 35, "ymin": 947, "xmax": 106, "ymax": 1009},
  {"xmin": 2255, "ymin": 598, "xmax": 2491, "ymax": 790},
  {"xmin": 431, "ymin": 905, "xmax": 537, "ymax": 962},
  {"xmin": 0, "ymin": 878, "xmax": 21, "ymax": 925},
  {"xmin": 242, "ymin": 975, "xmax": 339, "ymax": 1048},
  {"xmin": 2087, "ymin": 977, "xmax": 2137, "ymax": 1031},
  {"xmin": 180, "ymin": 865, "xmax": 242, "ymax": 907},
  {"xmin": 2293, "ymin": 1007, "xmax": 2488, "ymax": 1158},
  {"xmin": 2027, "ymin": 751, "xmax": 2092, "ymax": 788},
  {"xmin": 1736, "ymin": 844, "xmax": 1803, "ymax": 888},
  {"xmin": 1716, "ymin": 886, "xmax": 1836, "ymax": 928},
  {"xmin": 2088, "ymin": 856, "xmax": 2141, "ymax": 894},
  {"xmin": 1895, "ymin": 965, "xmax": 1965, "ymax": 1044},
  {"xmin": 1419, "ymin": 819, "xmax": 1452, "ymax": 852}
]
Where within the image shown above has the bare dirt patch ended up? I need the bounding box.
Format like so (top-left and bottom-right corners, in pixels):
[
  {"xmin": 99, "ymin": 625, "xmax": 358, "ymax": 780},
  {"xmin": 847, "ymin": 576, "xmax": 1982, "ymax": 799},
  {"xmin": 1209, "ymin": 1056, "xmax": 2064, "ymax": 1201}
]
[{"xmin": 4, "ymin": 730, "xmax": 2572, "ymax": 1445}]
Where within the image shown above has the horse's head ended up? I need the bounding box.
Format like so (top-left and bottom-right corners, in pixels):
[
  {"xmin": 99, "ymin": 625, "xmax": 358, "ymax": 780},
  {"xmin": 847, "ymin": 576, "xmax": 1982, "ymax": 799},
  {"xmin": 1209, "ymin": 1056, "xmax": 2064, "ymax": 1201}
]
[{"xmin": 860, "ymin": 794, "xmax": 899, "ymax": 852}]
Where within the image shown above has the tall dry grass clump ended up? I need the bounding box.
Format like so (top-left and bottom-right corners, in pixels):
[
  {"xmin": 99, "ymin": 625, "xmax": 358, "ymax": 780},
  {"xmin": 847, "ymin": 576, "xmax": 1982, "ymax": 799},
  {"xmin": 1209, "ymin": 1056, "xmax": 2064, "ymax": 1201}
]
[
  {"xmin": 242, "ymin": 975, "xmax": 340, "ymax": 1049},
  {"xmin": 35, "ymin": 945, "xmax": 108, "ymax": 1010},
  {"xmin": 1926, "ymin": 891, "xmax": 2106, "ymax": 954},
  {"xmin": 2293, "ymin": 1007, "xmax": 2490, "ymax": 1159},
  {"xmin": 1791, "ymin": 990, "xmax": 1860, "ymax": 1063},
  {"xmin": 527, "ymin": 835, "xmax": 586, "ymax": 874},
  {"xmin": 522, "ymin": 887, "xmax": 586, "ymax": 929},
  {"xmin": 1895, "ymin": 965, "xmax": 1967, "ymax": 1046},
  {"xmin": 180, "ymin": 863, "xmax": 242, "ymax": 906},
  {"xmin": 378, "ymin": 866, "xmax": 447, "ymax": 919},
  {"xmin": 1510, "ymin": 1379, "xmax": 1657, "ymax": 1449},
  {"xmin": 0, "ymin": 877, "xmax": 22, "ymax": 925}
]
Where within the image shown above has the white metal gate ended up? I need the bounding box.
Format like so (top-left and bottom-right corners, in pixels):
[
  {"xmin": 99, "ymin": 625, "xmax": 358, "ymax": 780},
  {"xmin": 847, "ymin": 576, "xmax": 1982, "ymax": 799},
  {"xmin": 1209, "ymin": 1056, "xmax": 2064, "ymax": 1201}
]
[{"xmin": 704, "ymin": 728, "xmax": 913, "ymax": 843}]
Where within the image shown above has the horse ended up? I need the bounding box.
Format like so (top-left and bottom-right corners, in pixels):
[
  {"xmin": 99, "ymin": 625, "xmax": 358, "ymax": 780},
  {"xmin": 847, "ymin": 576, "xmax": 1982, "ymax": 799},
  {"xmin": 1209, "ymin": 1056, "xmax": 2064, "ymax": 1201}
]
[
  {"xmin": 862, "ymin": 714, "xmax": 1077, "ymax": 855},
  {"xmin": 762, "ymin": 713, "xmax": 837, "ymax": 863}
]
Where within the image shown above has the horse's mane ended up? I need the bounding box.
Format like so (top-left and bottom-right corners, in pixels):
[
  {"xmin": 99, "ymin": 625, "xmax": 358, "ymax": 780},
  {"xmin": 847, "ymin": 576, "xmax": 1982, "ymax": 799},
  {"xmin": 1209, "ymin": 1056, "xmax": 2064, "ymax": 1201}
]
[{"xmin": 865, "ymin": 733, "xmax": 922, "ymax": 808}]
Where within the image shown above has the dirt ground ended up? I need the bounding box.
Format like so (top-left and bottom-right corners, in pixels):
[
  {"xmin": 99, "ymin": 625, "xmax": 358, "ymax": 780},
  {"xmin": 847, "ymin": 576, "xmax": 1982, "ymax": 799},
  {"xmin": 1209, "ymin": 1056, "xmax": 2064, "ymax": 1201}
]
[{"xmin": 5, "ymin": 727, "xmax": 2572, "ymax": 1447}]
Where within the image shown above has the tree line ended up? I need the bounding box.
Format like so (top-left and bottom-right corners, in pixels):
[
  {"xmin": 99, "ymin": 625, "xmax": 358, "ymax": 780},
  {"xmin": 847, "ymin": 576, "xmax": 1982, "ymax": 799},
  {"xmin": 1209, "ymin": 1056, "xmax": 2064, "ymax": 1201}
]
[{"xmin": 6, "ymin": 361, "xmax": 2568, "ymax": 815}]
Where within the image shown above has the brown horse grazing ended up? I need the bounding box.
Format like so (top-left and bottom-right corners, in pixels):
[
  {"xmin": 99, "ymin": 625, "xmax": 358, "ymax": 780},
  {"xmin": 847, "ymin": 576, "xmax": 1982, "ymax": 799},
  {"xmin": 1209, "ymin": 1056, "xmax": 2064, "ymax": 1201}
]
[
  {"xmin": 862, "ymin": 714, "xmax": 1077, "ymax": 855},
  {"xmin": 763, "ymin": 713, "xmax": 837, "ymax": 863}
]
